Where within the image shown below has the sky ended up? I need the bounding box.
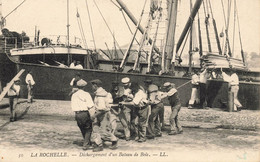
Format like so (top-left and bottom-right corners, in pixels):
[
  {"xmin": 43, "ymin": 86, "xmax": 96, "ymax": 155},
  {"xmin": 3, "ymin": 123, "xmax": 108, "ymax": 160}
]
[{"xmin": 2, "ymin": 0, "xmax": 260, "ymax": 57}]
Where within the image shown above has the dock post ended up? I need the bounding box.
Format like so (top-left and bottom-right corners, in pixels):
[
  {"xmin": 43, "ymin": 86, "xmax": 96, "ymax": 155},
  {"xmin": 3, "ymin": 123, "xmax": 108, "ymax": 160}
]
[{"xmin": 228, "ymin": 91, "xmax": 234, "ymax": 112}]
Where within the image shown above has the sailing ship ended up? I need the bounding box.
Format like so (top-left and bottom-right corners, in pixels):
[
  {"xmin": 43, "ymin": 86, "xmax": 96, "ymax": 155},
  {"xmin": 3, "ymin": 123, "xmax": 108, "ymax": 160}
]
[{"xmin": 0, "ymin": 0, "xmax": 259, "ymax": 109}]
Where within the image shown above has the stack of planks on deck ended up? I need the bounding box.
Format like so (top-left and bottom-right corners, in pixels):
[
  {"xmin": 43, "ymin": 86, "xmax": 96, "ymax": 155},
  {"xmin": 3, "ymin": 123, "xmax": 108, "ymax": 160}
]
[{"xmin": 201, "ymin": 53, "xmax": 247, "ymax": 70}]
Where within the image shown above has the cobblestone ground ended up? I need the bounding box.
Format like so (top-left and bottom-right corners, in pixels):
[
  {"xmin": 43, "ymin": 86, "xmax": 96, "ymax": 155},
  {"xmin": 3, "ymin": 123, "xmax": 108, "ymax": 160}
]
[{"xmin": 0, "ymin": 100, "xmax": 259, "ymax": 162}]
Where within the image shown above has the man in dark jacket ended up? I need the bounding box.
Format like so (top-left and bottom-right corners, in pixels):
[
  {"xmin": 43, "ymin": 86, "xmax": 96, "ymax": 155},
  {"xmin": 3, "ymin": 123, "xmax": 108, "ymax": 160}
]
[
  {"xmin": 144, "ymin": 80, "xmax": 164, "ymax": 139},
  {"xmin": 162, "ymin": 82, "xmax": 183, "ymax": 135}
]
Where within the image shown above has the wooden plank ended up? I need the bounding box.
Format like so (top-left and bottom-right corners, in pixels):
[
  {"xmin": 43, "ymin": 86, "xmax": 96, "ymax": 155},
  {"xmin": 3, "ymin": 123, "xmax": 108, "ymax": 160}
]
[{"xmin": 0, "ymin": 69, "xmax": 25, "ymax": 101}]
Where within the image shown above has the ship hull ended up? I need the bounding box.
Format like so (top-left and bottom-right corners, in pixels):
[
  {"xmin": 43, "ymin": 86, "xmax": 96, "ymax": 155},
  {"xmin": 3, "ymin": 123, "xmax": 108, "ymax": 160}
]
[
  {"xmin": 0, "ymin": 46, "xmax": 259, "ymax": 110},
  {"xmin": 5, "ymin": 60, "xmax": 260, "ymax": 110}
]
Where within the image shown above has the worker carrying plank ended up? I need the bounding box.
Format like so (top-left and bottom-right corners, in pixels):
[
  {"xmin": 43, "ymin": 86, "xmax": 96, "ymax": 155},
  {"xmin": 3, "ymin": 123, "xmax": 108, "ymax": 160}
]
[
  {"xmin": 7, "ymin": 78, "xmax": 21, "ymax": 122},
  {"xmin": 0, "ymin": 69, "xmax": 25, "ymax": 122}
]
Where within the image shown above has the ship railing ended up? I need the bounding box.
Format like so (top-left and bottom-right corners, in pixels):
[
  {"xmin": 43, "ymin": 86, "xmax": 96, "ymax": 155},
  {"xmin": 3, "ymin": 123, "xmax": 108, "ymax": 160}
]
[
  {"xmin": 2, "ymin": 37, "xmax": 18, "ymax": 54},
  {"xmin": 21, "ymin": 35, "xmax": 83, "ymax": 48},
  {"xmin": 2, "ymin": 35, "xmax": 84, "ymax": 49}
]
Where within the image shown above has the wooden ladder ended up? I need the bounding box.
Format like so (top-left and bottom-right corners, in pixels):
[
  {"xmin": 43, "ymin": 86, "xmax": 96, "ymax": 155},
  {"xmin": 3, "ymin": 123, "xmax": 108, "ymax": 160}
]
[{"xmin": 0, "ymin": 69, "xmax": 25, "ymax": 102}]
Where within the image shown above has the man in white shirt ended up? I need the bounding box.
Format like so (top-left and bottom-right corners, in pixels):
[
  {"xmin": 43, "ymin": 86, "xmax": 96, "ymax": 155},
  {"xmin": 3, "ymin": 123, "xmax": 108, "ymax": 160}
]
[
  {"xmin": 69, "ymin": 60, "xmax": 76, "ymax": 68},
  {"xmin": 90, "ymin": 79, "xmax": 118, "ymax": 152},
  {"xmin": 144, "ymin": 80, "xmax": 164, "ymax": 139},
  {"xmin": 75, "ymin": 61, "xmax": 83, "ymax": 69},
  {"xmin": 118, "ymin": 77, "xmax": 134, "ymax": 141},
  {"xmin": 120, "ymin": 82, "xmax": 149, "ymax": 143},
  {"xmin": 188, "ymin": 69, "xmax": 200, "ymax": 109},
  {"xmin": 221, "ymin": 68, "xmax": 242, "ymax": 111},
  {"xmin": 199, "ymin": 67, "xmax": 209, "ymax": 109},
  {"xmin": 7, "ymin": 78, "xmax": 21, "ymax": 122},
  {"xmin": 71, "ymin": 79, "xmax": 94, "ymax": 150},
  {"xmin": 69, "ymin": 72, "xmax": 81, "ymax": 96},
  {"xmin": 25, "ymin": 71, "xmax": 35, "ymax": 103}
]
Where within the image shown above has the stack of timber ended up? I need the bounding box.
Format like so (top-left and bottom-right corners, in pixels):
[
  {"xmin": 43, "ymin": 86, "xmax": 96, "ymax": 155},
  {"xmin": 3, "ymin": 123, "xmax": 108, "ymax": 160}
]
[{"xmin": 201, "ymin": 53, "xmax": 247, "ymax": 70}]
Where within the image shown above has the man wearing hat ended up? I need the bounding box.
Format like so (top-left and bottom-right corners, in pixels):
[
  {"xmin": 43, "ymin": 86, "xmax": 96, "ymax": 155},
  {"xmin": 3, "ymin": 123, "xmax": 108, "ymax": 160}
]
[
  {"xmin": 188, "ymin": 69, "xmax": 200, "ymax": 109},
  {"xmin": 71, "ymin": 79, "xmax": 94, "ymax": 150},
  {"xmin": 110, "ymin": 81, "xmax": 124, "ymax": 104},
  {"xmin": 162, "ymin": 82, "xmax": 183, "ymax": 135},
  {"xmin": 7, "ymin": 78, "xmax": 21, "ymax": 122},
  {"xmin": 144, "ymin": 80, "xmax": 164, "ymax": 139},
  {"xmin": 118, "ymin": 77, "xmax": 134, "ymax": 141},
  {"xmin": 221, "ymin": 68, "xmax": 242, "ymax": 111},
  {"xmin": 199, "ymin": 67, "xmax": 209, "ymax": 109},
  {"xmin": 90, "ymin": 79, "xmax": 118, "ymax": 152},
  {"xmin": 75, "ymin": 61, "xmax": 83, "ymax": 69},
  {"xmin": 110, "ymin": 81, "xmax": 124, "ymax": 134},
  {"xmin": 69, "ymin": 72, "xmax": 81, "ymax": 96},
  {"xmin": 120, "ymin": 82, "xmax": 149, "ymax": 142},
  {"xmin": 25, "ymin": 70, "xmax": 35, "ymax": 103}
]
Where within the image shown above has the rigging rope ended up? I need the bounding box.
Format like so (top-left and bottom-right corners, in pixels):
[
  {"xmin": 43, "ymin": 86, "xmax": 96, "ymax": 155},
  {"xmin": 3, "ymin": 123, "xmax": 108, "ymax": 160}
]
[
  {"xmin": 76, "ymin": 9, "xmax": 88, "ymax": 49},
  {"xmin": 179, "ymin": 28, "xmax": 191, "ymax": 59},
  {"xmin": 93, "ymin": 0, "xmax": 124, "ymax": 56},
  {"xmin": 226, "ymin": 0, "xmax": 232, "ymax": 57},
  {"xmin": 110, "ymin": 0, "xmax": 151, "ymax": 58},
  {"xmin": 3, "ymin": 0, "xmax": 26, "ymax": 19},
  {"xmin": 205, "ymin": 0, "xmax": 210, "ymax": 17},
  {"xmin": 232, "ymin": 1, "xmax": 237, "ymax": 55},
  {"xmin": 234, "ymin": 0, "xmax": 243, "ymax": 50},
  {"xmin": 177, "ymin": 80, "xmax": 191, "ymax": 90},
  {"xmin": 220, "ymin": 0, "xmax": 227, "ymax": 55},
  {"xmin": 202, "ymin": 0, "xmax": 207, "ymax": 18},
  {"xmin": 110, "ymin": 0, "xmax": 150, "ymax": 57},
  {"xmin": 120, "ymin": 10, "xmax": 141, "ymax": 45},
  {"xmin": 85, "ymin": 0, "xmax": 96, "ymax": 51},
  {"xmin": 221, "ymin": 0, "xmax": 232, "ymax": 57},
  {"xmin": 234, "ymin": 0, "xmax": 245, "ymax": 66}
]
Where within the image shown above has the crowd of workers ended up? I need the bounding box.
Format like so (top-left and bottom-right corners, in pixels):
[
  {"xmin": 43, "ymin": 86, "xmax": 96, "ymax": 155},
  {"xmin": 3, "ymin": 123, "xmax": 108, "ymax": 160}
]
[
  {"xmin": 5, "ymin": 66, "xmax": 242, "ymax": 152},
  {"xmin": 69, "ymin": 75, "xmax": 183, "ymax": 152},
  {"xmin": 188, "ymin": 67, "xmax": 242, "ymax": 111}
]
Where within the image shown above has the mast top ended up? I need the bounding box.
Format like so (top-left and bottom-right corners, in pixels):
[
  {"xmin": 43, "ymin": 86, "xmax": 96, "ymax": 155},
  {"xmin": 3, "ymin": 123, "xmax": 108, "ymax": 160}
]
[{"xmin": 0, "ymin": 0, "xmax": 5, "ymax": 30}]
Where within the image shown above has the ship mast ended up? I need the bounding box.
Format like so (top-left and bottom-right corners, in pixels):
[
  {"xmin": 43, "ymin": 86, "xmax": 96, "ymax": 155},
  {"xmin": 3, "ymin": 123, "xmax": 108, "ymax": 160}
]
[
  {"xmin": 119, "ymin": 0, "xmax": 148, "ymax": 71},
  {"xmin": 161, "ymin": 0, "xmax": 178, "ymax": 74},
  {"xmin": 115, "ymin": 0, "xmax": 160, "ymax": 55},
  {"xmin": 67, "ymin": 0, "xmax": 71, "ymax": 64},
  {"xmin": 0, "ymin": 0, "xmax": 26, "ymax": 31},
  {"xmin": 176, "ymin": 0, "xmax": 202, "ymax": 54},
  {"xmin": 188, "ymin": 0, "xmax": 193, "ymax": 75},
  {"xmin": 0, "ymin": 0, "xmax": 3, "ymax": 30}
]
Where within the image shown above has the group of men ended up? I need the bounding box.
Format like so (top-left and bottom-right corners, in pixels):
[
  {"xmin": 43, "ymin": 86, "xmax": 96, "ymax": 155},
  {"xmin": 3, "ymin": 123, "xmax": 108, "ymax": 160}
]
[
  {"xmin": 5, "ymin": 66, "xmax": 242, "ymax": 152},
  {"xmin": 69, "ymin": 60, "xmax": 83, "ymax": 69},
  {"xmin": 188, "ymin": 67, "xmax": 242, "ymax": 111},
  {"xmin": 57, "ymin": 60, "xmax": 83, "ymax": 69},
  {"xmin": 70, "ymin": 76, "xmax": 183, "ymax": 152}
]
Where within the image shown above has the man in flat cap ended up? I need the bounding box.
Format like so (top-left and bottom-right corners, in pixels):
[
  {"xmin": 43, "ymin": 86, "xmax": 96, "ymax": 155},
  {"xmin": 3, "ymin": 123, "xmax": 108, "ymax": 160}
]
[
  {"xmin": 90, "ymin": 79, "xmax": 118, "ymax": 152},
  {"xmin": 69, "ymin": 72, "xmax": 81, "ymax": 96},
  {"xmin": 71, "ymin": 79, "xmax": 94, "ymax": 150},
  {"xmin": 7, "ymin": 78, "xmax": 21, "ymax": 122},
  {"xmin": 118, "ymin": 77, "xmax": 134, "ymax": 141},
  {"xmin": 162, "ymin": 82, "xmax": 183, "ymax": 135},
  {"xmin": 120, "ymin": 82, "xmax": 149, "ymax": 142},
  {"xmin": 110, "ymin": 81, "xmax": 124, "ymax": 135}
]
